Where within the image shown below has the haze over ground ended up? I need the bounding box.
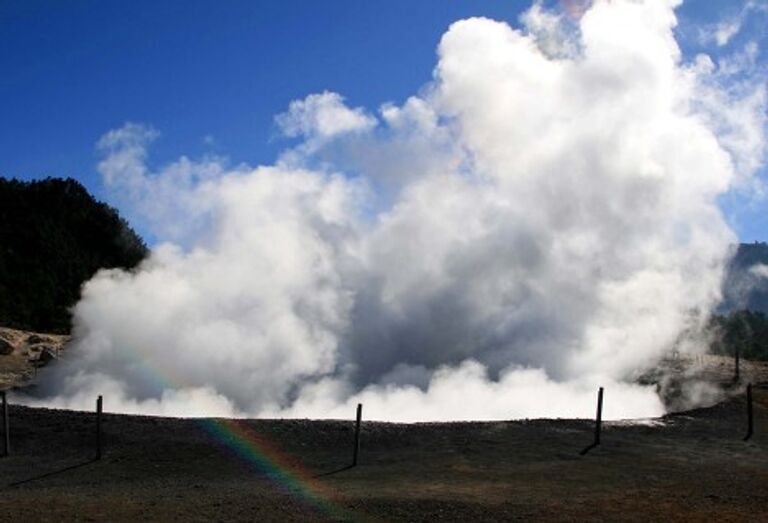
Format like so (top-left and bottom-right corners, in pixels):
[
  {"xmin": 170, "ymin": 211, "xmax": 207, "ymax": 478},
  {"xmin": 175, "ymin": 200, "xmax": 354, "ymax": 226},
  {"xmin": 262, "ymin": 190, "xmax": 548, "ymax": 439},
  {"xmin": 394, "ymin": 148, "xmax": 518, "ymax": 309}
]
[{"xmin": 2, "ymin": 0, "xmax": 767, "ymax": 420}]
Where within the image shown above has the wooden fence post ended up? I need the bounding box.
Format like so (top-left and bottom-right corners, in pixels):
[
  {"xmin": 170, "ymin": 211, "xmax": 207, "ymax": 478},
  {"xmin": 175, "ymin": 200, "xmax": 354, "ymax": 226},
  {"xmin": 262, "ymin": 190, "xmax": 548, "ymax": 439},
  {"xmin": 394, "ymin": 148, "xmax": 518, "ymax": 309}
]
[
  {"xmin": 744, "ymin": 383, "xmax": 753, "ymax": 441},
  {"xmin": 580, "ymin": 387, "xmax": 603, "ymax": 455},
  {"xmin": 595, "ymin": 386, "xmax": 603, "ymax": 445},
  {"xmin": 352, "ymin": 403, "xmax": 362, "ymax": 467},
  {"xmin": 1, "ymin": 391, "xmax": 9, "ymax": 457},
  {"xmin": 96, "ymin": 395, "xmax": 103, "ymax": 460}
]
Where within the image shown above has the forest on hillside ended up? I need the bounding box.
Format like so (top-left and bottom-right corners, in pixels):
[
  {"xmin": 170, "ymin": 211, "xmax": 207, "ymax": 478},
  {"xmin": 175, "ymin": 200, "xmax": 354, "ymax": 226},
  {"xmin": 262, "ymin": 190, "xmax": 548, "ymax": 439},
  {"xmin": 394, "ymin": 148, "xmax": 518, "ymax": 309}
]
[
  {"xmin": 709, "ymin": 309, "xmax": 768, "ymax": 362},
  {"xmin": 721, "ymin": 241, "xmax": 768, "ymax": 313},
  {"xmin": 714, "ymin": 241, "xmax": 768, "ymax": 360},
  {"xmin": 0, "ymin": 177, "xmax": 147, "ymax": 333}
]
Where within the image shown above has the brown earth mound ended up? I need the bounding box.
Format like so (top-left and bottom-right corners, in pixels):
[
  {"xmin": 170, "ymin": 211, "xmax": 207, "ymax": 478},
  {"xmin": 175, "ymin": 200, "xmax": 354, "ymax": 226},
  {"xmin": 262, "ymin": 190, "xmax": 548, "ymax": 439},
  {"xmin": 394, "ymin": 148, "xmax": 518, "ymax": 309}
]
[{"xmin": 0, "ymin": 327, "xmax": 69, "ymax": 390}]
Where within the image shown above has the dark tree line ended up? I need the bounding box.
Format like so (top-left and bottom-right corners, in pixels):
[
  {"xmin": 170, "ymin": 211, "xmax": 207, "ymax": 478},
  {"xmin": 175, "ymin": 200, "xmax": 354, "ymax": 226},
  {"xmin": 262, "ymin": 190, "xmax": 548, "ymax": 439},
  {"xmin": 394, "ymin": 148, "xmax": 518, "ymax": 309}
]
[
  {"xmin": 0, "ymin": 177, "xmax": 147, "ymax": 333},
  {"xmin": 720, "ymin": 241, "xmax": 768, "ymax": 313},
  {"xmin": 712, "ymin": 241, "xmax": 768, "ymax": 361},
  {"xmin": 709, "ymin": 310, "xmax": 768, "ymax": 362}
]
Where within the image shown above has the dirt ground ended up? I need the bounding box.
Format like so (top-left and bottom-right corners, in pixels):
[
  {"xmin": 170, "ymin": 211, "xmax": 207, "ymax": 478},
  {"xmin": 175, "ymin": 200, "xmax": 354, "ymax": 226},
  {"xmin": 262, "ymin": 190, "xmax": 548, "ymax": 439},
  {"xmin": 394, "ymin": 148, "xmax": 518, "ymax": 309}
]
[
  {"xmin": 1, "ymin": 328, "xmax": 766, "ymax": 521},
  {"xmin": 0, "ymin": 384, "xmax": 765, "ymax": 522}
]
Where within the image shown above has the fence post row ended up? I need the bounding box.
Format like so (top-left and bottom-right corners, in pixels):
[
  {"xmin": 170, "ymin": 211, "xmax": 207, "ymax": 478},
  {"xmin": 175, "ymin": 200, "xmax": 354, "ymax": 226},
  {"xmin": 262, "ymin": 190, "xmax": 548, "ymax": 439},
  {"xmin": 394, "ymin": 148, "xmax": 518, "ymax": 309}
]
[
  {"xmin": 1, "ymin": 384, "xmax": 757, "ymax": 469},
  {"xmin": 2, "ymin": 390, "xmax": 9, "ymax": 457},
  {"xmin": 352, "ymin": 403, "xmax": 362, "ymax": 467}
]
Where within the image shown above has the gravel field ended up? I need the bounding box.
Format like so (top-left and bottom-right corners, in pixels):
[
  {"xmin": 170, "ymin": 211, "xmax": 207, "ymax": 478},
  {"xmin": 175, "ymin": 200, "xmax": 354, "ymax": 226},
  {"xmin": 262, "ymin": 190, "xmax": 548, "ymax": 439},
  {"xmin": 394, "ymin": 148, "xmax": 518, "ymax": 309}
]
[
  {"xmin": 0, "ymin": 382, "xmax": 765, "ymax": 522},
  {"xmin": 1, "ymin": 328, "xmax": 767, "ymax": 521}
]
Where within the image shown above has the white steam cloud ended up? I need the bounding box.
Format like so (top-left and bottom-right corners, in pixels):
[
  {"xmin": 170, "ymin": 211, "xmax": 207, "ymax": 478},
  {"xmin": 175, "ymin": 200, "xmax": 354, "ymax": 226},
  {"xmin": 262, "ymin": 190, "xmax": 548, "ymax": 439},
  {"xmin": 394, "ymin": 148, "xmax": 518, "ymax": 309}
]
[
  {"xmin": 26, "ymin": 0, "xmax": 767, "ymax": 421},
  {"xmin": 750, "ymin": 263, "xmax": 768, "ymax": 279}
]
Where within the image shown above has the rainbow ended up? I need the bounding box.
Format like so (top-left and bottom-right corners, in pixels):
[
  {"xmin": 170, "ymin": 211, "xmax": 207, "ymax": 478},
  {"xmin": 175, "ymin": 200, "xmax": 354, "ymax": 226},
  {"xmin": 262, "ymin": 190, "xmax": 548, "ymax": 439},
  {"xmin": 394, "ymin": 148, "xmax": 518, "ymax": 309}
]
[
  {"xmin": 124, "ymin": 360, "xmax": 361, "ymax": 521},
  {"xmin": 199, "ymin": 417, "xmax": 357, "ymax": 521}
]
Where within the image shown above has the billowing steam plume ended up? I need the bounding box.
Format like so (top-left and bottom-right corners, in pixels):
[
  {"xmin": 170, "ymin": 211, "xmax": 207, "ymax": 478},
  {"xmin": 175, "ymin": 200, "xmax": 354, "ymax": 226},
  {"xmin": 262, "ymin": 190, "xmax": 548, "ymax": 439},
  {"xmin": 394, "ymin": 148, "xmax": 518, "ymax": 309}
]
[{"xmin": 27, "ymin": 0, "xmax": 767, "ymax": 420}]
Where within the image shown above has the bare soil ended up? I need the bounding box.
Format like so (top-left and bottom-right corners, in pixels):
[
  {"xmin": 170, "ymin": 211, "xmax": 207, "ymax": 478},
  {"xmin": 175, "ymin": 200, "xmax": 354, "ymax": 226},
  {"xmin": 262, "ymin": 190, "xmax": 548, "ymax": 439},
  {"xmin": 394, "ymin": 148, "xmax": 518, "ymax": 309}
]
[
  {"xmin": 0, "ymin": 385, "xmax": 765, "ymax": 522},
  {"xmin": 0, "ymin": 328, "xmax": 766, "ymax": 521}
]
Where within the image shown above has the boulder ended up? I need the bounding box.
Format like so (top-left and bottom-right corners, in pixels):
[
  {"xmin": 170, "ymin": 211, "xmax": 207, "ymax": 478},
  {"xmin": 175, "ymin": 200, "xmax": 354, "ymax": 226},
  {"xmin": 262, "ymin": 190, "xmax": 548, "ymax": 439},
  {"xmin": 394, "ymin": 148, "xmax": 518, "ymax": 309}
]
[
  {"xmin": 36, "ymin": 346, "xmax": 58, "ymax": 366},
  {"xmin": 27, "ymin": 334, "xmax": 47, "ymax": 344},
  {"xmin": 0, "ymin": 337, "xmax": 13, "ymax": 355}
]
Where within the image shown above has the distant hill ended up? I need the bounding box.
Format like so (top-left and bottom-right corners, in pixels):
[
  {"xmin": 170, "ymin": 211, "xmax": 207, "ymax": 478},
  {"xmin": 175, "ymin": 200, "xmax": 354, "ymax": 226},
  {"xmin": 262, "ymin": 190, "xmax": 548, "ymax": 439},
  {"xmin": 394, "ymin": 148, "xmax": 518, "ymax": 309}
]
[
  {"xmin": 710, "ymin": 242, "xmax": 768, "ymax": 361},
  {"xmin": 709, "ymin": 309, "xmax": 768, "ymax": 362},
  {"xmin": 0, "ymin": 177, "xmax": 147, "ymax": 333},
  {"xmin": 721, "ymin": 241, "xmax": 768, "ymax": 314}
]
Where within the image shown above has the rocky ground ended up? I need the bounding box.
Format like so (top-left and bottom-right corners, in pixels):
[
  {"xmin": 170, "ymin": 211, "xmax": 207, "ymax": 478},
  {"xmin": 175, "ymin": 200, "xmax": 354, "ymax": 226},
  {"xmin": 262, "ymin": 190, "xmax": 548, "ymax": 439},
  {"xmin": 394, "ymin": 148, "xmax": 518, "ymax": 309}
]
[
  {"xmin": 0, "ymin": 328, "xmax": 766, "ymax": 521},
  {"xmin": 0, "ymin": 327, "xmax": 68, "ymax": 390}
]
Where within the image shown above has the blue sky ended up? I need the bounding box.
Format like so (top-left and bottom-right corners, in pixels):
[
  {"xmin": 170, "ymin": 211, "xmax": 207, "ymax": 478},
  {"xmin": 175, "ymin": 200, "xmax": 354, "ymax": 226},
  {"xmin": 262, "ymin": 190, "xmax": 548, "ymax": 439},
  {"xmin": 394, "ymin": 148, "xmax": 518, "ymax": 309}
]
[{"xmin": 1, "ymin": 0, "xmax": 766, "ymax": 241}]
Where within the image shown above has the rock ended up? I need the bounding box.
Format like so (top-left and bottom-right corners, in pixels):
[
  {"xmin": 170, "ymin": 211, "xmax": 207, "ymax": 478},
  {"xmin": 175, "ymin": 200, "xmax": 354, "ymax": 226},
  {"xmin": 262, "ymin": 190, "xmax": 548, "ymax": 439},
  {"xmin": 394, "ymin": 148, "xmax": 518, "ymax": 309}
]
[
  {"xmin": 0, "ymin": 336, "xmax": 13, "ymax": 355},
  {"xmin": 27, "ymin": 334, "xmax": 47, "ymax": 344},
  {"xmin": 36, "ymin": 346, "xmax": 58, "ymax": 366}
]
